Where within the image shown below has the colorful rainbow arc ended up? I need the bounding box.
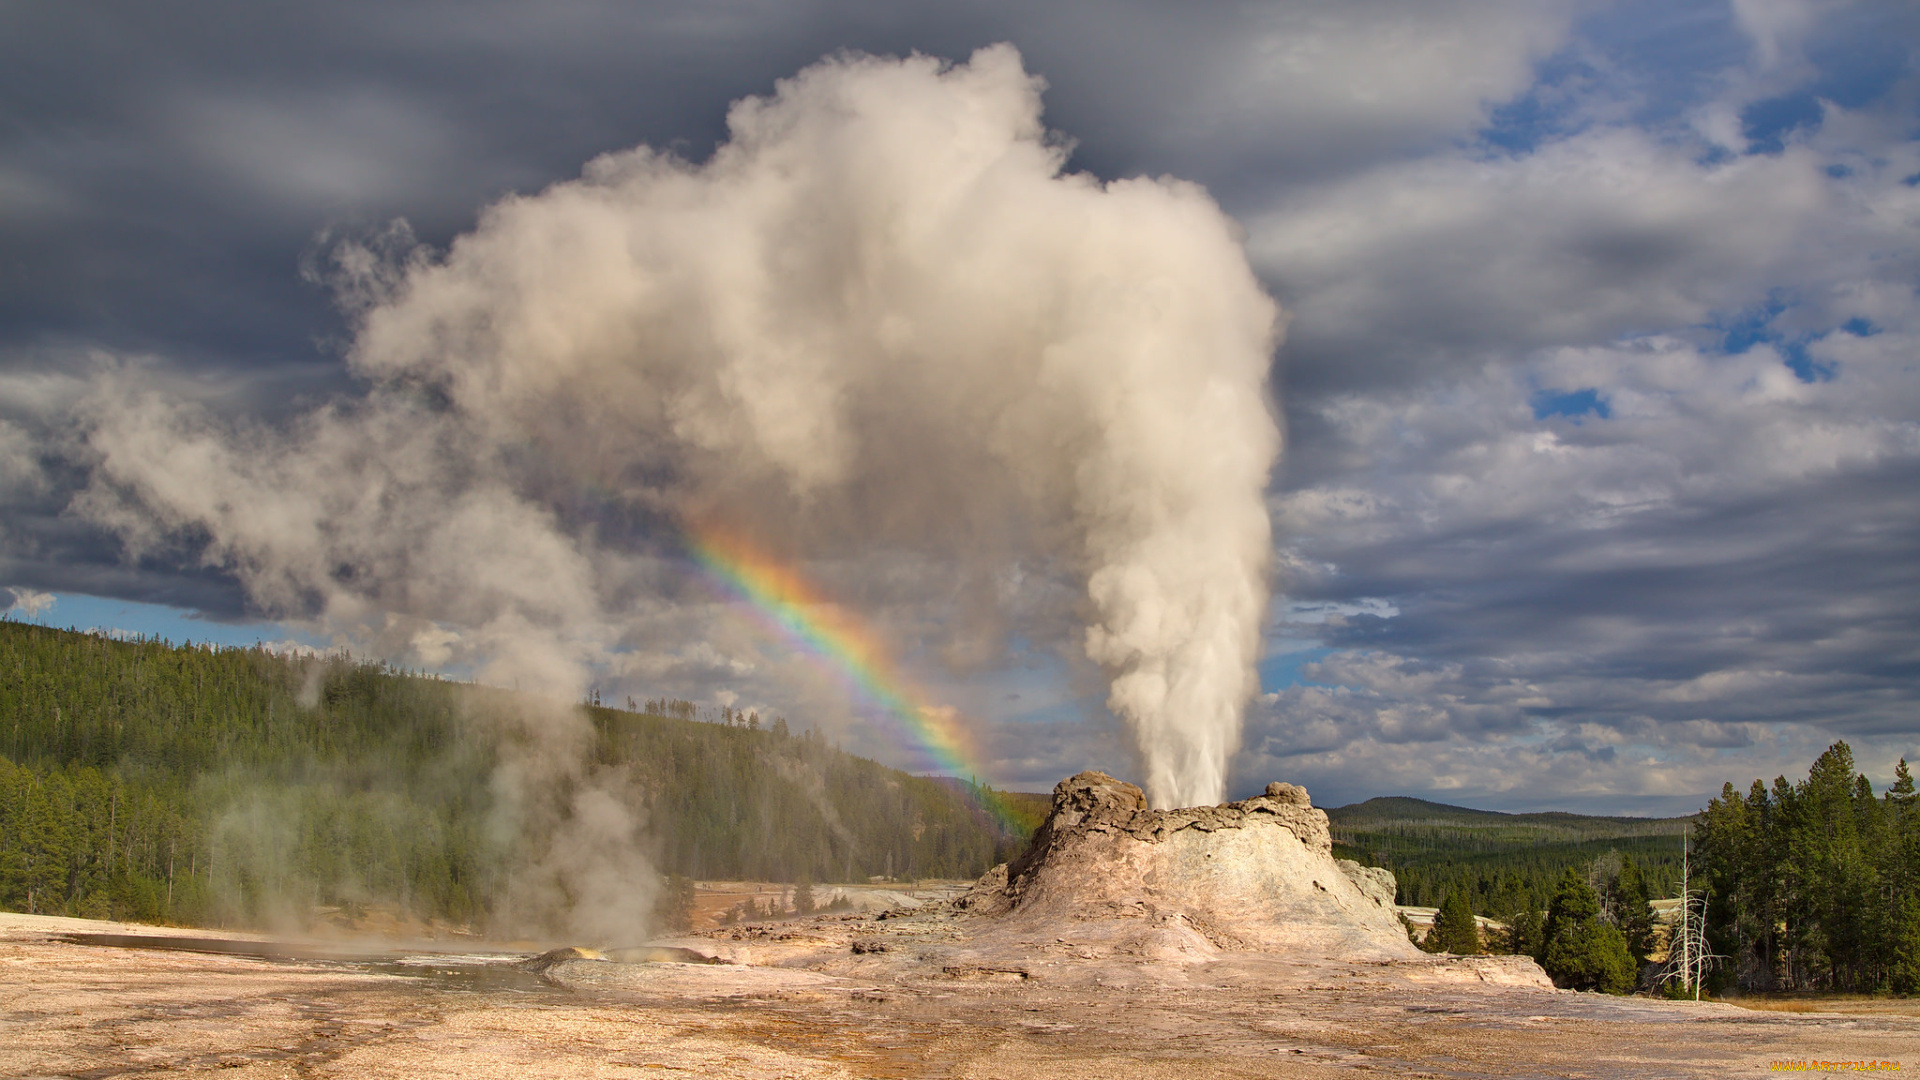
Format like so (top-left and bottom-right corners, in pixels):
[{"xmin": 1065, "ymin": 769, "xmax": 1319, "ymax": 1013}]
[{"xmin": 685, "ymin": 523, "xmax": 1024, "ymax": 832}]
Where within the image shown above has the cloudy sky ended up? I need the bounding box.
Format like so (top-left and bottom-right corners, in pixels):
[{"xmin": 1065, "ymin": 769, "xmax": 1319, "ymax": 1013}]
[{"xmin": 3, "ymin": 0, "xmax": 1917, "ymax": 812}]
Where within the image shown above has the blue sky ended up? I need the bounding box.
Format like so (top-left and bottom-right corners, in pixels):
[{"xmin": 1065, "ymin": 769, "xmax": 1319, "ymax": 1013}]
[
  {"xmin": 4, "ymin": 589, "xmax": 321, "ymax": 652},
  {"xmin": 3, "ymin": 0, "xmax": 1917, "ymax": 811}
]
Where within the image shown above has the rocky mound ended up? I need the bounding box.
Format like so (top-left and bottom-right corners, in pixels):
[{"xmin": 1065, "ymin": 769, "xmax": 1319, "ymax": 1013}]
[{"xmin": 958, "ymin": 771, "xmax": 1420, "ymax": 961}]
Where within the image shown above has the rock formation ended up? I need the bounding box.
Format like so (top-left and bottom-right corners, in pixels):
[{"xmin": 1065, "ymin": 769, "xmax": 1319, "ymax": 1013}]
[
  {"xmin": 959, "ymin": 771, "xmax": 1421, "ymax": 961},
  {"xmin": 1337, "ymin": 860, "xmax": 1399, "ymax": 911}
]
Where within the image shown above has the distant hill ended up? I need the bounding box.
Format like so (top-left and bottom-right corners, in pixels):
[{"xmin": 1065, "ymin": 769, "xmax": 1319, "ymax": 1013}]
[
  {"xmin": 1324, "ymin": 796, "xmax": 1694, "ymax": 912},
  {"xmin": 1326, "ymin": 796, "xmax": 1690, "ymax": 843},
  {"xmin": 923, "ymin": 776, "xmax": 1052, "ymax": 836},
  {"xmin": 0, "ymin": 621, "xmax": 1033, "ymax": 932}
]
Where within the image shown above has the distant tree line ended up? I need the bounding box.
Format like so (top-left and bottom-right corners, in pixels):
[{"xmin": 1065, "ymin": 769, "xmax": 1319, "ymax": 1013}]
[
  {"xmin": 1693, "ymin": 741, "xmax": 1919, "ymax": 994},
  {"xmin": 626, "ymin": 697, "xmax": 782, "ymax": 733},
  {"xmin": 1362, "ymin": 836, "xmax": 1682, "ymax": 914},
  {"xmin": 1332, "ymin": 799, "xmax": 1684, "ymax": 915},
  {"xmin": 0, "ymin": 621, "xmax": 1029, "ymax": 931},
  {"xmin": 1392, "ymin": 741, "xmax": 1920, "ymax": 997}
]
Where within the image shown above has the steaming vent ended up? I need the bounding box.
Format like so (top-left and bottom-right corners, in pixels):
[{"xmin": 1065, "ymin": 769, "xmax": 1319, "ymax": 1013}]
[{"xmin": 957, "ymin": 772, "xmax": 1421, "ymax": 961}]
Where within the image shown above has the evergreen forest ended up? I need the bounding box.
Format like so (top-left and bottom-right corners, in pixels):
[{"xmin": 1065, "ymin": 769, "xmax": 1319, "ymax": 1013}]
[
  {"xmin": 1693, "ymin": 741, "xmax": 1920, "ymax": 994},
  {"xmin": 1347, "ymin": 746, "xmax": 1920, "ymax": 997},
  {"xmin": 1326, "ymin": 796, "xmax": 1689, "ymax": 912},
  {"xmin": 0, "ymin": 621, "xmax": 1032, "ymax": 932}
]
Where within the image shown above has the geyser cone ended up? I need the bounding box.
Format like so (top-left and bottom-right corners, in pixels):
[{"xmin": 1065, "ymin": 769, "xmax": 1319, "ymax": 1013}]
[{"xmin": 962, "ymin": 771, "xmax": 1421, "ymax": 961}]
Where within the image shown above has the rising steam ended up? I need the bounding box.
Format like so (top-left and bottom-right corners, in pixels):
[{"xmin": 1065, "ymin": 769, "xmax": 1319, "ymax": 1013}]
[{"xmin": 79, "ymin": 45, "xmax": 1280, "ymax": 814}]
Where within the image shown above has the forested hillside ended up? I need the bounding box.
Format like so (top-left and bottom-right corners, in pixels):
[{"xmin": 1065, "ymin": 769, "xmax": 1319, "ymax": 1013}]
[
  {"xmin": 0, "ymin": 621, "xmax": 1030, "ymax": 931},
  {"xmin": 1325, "ymin": 796, "xmax": 1690, "ymax": 912}
]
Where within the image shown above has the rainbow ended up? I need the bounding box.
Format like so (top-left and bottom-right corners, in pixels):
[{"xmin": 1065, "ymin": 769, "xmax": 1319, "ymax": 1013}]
[{"xmin": 686, "ymin": 522, "xmax": 1025, "ymax": 831}]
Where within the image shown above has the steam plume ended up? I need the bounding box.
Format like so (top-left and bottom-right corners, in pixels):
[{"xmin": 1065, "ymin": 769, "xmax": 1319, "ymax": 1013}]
[
  {"xmin": 6, "ymin": 586, "xmax": 55, "ymax": 620},
  {"xmin": 79, "ymin": 45, "xmax": 1280, "ymax": 810}
]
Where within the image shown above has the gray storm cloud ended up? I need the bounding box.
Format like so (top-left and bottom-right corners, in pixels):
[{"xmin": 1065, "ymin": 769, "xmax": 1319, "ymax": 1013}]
[{"xmin": 79, "ymin": 45, "xmax": 1281, "ymax": 809}]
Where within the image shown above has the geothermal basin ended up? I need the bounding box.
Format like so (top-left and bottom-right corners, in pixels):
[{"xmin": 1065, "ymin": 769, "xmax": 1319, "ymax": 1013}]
[{"xmin": 3, "ymin": 774, "xmax": 1914, "ymax": 1078}]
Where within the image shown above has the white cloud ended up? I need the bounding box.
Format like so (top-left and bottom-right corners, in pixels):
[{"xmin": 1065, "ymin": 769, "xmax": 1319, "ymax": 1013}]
[
  {"xmin": 1238, "ymin": 654, "xmax": 1915, "ymax": 810},
  {"xmin": 1729, "ymin": 0, "xmax": 1825, "ymax": 72},
  {"xmin": 1126, "ymin": 0, "xmax": 1576, "ymax": 180},
  {"xmin": 170, "ymin": 87, "xmax": 460, "ymax": 211},
  {"xmin": 0, "ymin": 419, "xmax": 45, "ymax": 496},
  {"xmin": 1251, "ymin": 128, "xmax": 1851, "ymax": 384}
]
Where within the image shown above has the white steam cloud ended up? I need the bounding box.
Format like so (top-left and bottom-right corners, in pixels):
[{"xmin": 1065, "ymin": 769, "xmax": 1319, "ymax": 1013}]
[
  {"xmin": 6, "ymin": 586, "xmax": 55, "ymax": 620},
  {"xmin": 78, "ymin": 46, "xmax": 1280, "ymax": 813}
]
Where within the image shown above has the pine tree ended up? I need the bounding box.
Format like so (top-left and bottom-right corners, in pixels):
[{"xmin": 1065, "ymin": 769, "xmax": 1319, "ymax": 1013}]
[
  {"xmin": 1430, "ymin": 892, "xmax": 1481, "ymax": 954},
  {"xmin": 1613, "ymin": 854, "xmax": 1656, "ymax": 965},
  {"xmin": 1407, "ymin": 912, "xmax": 1443, "ymax": 952},
  {"xmin": 1506, "ymin": 909, "xmax": 1546, "ymax": 958},
  {"xmin": 1540, "ymin": 869, "xmax": 1636, "ymax": 993},
  {"xmin": 1889, "ymin": 759, "xmax": 1920, "ymax": 992}
]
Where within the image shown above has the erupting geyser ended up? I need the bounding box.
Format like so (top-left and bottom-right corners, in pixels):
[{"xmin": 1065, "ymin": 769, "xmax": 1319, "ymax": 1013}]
[
  {"xmin": 78, "ymin": 45, "xmax": 1282, "ymax": 936},
  {"xmin": 331, "ymin": 43, "xmax": 1282, "ymax": 808}
]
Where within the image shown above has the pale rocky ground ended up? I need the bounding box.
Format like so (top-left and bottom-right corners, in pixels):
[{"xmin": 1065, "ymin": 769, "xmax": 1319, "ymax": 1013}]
[
  {"xmin": 5, "ymin": 910, "xmax": 1916, "ymax": 1079},
  {"xmin": 4, "ymin": 775, "xmax": 1914, "ymax": 1078}
]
